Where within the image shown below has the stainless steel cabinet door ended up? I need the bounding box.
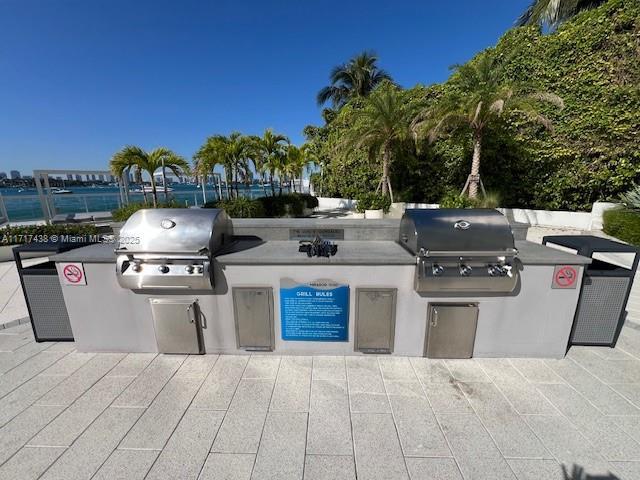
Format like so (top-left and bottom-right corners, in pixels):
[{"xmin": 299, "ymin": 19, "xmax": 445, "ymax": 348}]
[
  {"xmin": 355, "ymin": 288, "xmax": 397, "ymax": 353},
  {"xmin": 233, "ymin": 288, "xmax": 274, "ymax": 351},
  {"xmin": 150, "ymin": 298, "xmax": 202, "ymax": 354},
  {"xmin": 425, "ymin": 304, "xmax": 478, "ymax": 358}
]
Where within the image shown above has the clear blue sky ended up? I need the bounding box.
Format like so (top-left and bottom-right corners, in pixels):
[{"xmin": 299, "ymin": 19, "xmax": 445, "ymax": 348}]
[{"xmin": 0, "ymin": 0, "xmax": 528, "ymax": 175}]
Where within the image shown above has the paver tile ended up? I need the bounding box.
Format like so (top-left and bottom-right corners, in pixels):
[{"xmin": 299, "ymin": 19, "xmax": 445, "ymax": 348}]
[
  {"xmin": 303, "ymin": 455, "xmax": 356, "ymax": 480},
  {"xmin": 0, "ymin": 446, "xmax": 65, "ymax": 480},
  {"xmin": 307, "ymin": 378, "xmax": 352, "ymax": 455},
  {"xmin": 146, "ymin": 408, "xmax": 225, "ymax": 480},
  {"xmin": 251, "ymin": 411, "xmax": 307, "ymax": 480},
  {"xmin": 199, "ymin": 453, "xmax": 255, "ymax": 480},
  {"xmin": 509, "ymin": 359, "xmax": 564, "ymax": 384},
  {"xmin": 29, "ymin": 375, "xmax": 134, "ymax": 447},
  {"xmin": 36, "ymin": 353, "xmax": 124, "ymax": 406},
  {"xmin": 422, "ymin": 382, "xmax": 473, "ymax": 414},
  {"xmin": 385, "ymin": 380, "xmax": 450, "ymax": 457},
  {"xmin": 112, "ymin": 354, "xmax": 185, "ymax": 407},
  {"xmin": 312, "ymin": 355, "xmax": 346, "ymax": 381},
  {"xmin": 106, "ymin": 352, "xmax": 156, "ymax": 377},
  {"xmin": 119, "ymin": 375, "xmax": 204, "ymax": 450},
  {"xmin": 39, "ymin": 406, "xmax": 144, "ymax": 480},
  {"xmin": 0, "ymin": 350, "xmax": 67, "ymax": 398},
  {"xmin": 545, "ymin": 358, "xmax": 639, "ymax": 415},
  {"xmin": 212, "ymin": 378, "xmax": 274, "ymax": 453},
  {"xmin": 404, "ymin": 457, "xmax": 463, "ymax": 480},
  {"xmin": 269, "ymin": 356, "xmax": 311, "ymax": 412},
  {"xmin": 192, "ymin": 355, "xmax": 248, "ymax": 410},
  {"xmin": 0, "ymin": 374, "xmax": 64, "ymax": 427},
  {"xmin": 506, "ymin": 459, "xmax": 565, "ymax": 480},
  {"xmin": 445, "ymin": 360, "xmax": 491, "ymax": 383},
  {"xmin": 438, "ymin": 413, "xmax": 516, "ymax": 479},
  {"xmin": 91, "ymin": 449, "xmax": 159, "ymax": 480},
  {"xmin": 0, "ymin": 404, "xmax": 64, "ymax": 464},
  {"xmin": 378, "ymin": 356, "xmax": 417, "ymax": 381},
  {"xmin": 536, "ymin": 383, "xmax": 640, "ymax": 461},
  {"xmin": 352, "ymin": 413, "xmax": 409, "ymax": 480},
  {"xmin": 243, "ymin": 355, "xmax": 280, "ymax": 379}
]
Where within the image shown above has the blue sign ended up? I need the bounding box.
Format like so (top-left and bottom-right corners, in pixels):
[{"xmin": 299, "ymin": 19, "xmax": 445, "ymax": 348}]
[{"xmin": 280, "ymin": 279, "xmax": 349, "ymax": 341}]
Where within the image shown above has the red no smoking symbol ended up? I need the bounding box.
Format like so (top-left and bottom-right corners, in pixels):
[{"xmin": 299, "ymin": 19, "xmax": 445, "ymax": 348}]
[
  {"xmin": 63, "ymin": 264, "xmax": 83, "ymax": 284},
  {"xmin": 555, "ymin": 266, "xmax": 577, "ymax": 287}
]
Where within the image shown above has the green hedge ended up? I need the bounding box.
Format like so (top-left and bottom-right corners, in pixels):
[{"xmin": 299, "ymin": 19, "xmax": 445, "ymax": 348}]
[
  {"xmin": 204, "ymin": 194, "xmax": 318, "ymax": 218},
  {"xmin": 0, "ymin": 224, "xmax": 100, "ymax": 246},
  {"xmin": 355, "ymin": 192, "xmax": 391, "ymax": 213},
  {"xmin": 603, "ymin": 209, "xmax": 640, "ymax": 246}
]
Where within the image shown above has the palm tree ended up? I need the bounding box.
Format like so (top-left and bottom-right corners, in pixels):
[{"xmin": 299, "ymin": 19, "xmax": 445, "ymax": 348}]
[
  {"xmin": 317, "ymin": 51, "xmax": 393, "ymax": 109},
  {"xmin": 194, "ymin": 135, "xmax": 234, "ymax": 199},
  {"xmin": 110, "ymin": 146, "xmax": 189, "ymax": 207},
  {"xmin": 246, "ymin": 136, "xmax": 269, "ymax": 196},
  {"xmin": 412, "ymin": 53, "xmax": 564, "ymax": 199},
  {"xmin": 283, "ymin": 145, "xmax": 310, "ymax": 193},
  {"xmin": 343, "ymin": 81, "xmax": 412, "ymax": 201},
  {"xmin": 226, "ymin": 132, "xmax": 252, "ymax": 198},
  {"xmin": 255, "ymin": 129, "xmax": 289, "ymax": 196},
  {"xmin": 517, "ymin": 0, "xmax": 606, "ymax": 29}
]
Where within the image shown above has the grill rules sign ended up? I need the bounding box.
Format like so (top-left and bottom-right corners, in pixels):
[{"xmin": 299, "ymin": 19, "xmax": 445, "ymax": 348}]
[
  {"xmin": 280, "ymin": 278, "xmax": 349, "ymax": 341},
  {"xmin": 60, "ymin": 262, "xmax": 87, "ymax": 286}
]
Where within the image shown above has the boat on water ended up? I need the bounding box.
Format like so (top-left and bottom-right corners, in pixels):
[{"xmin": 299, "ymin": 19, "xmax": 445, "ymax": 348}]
[
  {"xmin": 51, "ymin": 188, "xmax": 73, "ymax": 195},
  {"xmin": 131, "ymin": 185, "xmax": 174, "ymax": 193}
]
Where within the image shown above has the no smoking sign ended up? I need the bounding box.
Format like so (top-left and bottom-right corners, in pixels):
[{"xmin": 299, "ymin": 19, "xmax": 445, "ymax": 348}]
[
  {"xmin": 551, "ymin": 265, "xmax": 579, "ymax": 289},
  {"xmin": 60, "ymin": 262, "xmax": 87, "ymax": 286}
]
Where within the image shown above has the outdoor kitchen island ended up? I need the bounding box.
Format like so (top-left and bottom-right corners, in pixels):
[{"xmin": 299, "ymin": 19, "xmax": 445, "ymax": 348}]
[{"xmin": 49, "ymin": 210, "xmax": 592, "ymax": 359}]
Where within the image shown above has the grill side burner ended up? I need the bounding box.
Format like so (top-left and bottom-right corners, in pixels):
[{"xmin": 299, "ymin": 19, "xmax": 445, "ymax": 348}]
[
  {"xmin": 115, "ymin": 208, "xmax": 232, "ymax": 291},
  {"xmin": 399, "ymin": 209, "xmax": 519, "ymax": 294}
]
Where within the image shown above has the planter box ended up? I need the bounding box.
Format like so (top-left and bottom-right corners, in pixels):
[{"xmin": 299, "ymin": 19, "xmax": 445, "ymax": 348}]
[
  {"xmin": 365, "ymin": 209, "xmax": 384, "ymax": 219},
  {"xmin": 351, "ymin": 213, "xmax": 365, "ymax": 219}
]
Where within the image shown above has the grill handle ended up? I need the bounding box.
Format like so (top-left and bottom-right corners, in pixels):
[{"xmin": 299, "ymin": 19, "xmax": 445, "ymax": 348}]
[{"xmin": 420, "ymin": 249, "xmax": 518, "ymax": 258}]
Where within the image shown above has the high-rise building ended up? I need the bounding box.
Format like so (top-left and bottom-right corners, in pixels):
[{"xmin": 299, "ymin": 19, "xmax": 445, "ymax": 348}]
[
  {"xmin": 0, "ymin": 172, "xmax": 7, "ymax": 179},
  {"xmin": 75, "ymin": 174, "xmax": 82, "ymax": 181},
  {"xmin": 67, "ymin": 174, "xmax": 73, "ymax": 181},
  {"xmin": 10, "ymin": 170, "xmax": 20, "ymax": 179},
  {"xmin": 91, "ymin": 174, "xmax": 96, "ymax": 181},
  {"xmin": 98, "ymin": 174, "xmax": 104, "ymax": 181}
]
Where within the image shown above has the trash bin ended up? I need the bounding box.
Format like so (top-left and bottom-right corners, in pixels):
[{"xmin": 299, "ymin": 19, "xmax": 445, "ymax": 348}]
[
  {"xmin": 13, "ymin": 242, "xmax": 92, "ymax": 342},
  {"xmin": 543, "ymin": 235, "xmax": 639, "ymax": 347}
]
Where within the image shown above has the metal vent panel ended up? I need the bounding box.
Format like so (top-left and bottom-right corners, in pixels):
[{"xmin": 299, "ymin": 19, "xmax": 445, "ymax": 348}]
[
  {"xmin": 23, "ymin": 276, "xmax": 72, "ymax": 340},
  {"xmin": 571, "ymin": 276, "xmax": 629, "ymax": 344}
]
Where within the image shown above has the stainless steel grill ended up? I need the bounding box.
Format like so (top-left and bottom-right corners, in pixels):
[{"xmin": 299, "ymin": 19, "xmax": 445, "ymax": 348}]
[
  {"xmin": 399, "ymin": 209, "xmax": 519, "ymax": 294},
  {"xmin": 116, "ymin": 208, "xmax": 232, "ymax": 291}
]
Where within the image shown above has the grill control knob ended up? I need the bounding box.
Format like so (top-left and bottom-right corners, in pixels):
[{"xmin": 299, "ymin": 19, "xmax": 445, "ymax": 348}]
[
  {"xmin": 459, "ymin": 264, "xmax": 473, "ymax": 276},
  {"xmin": 185, "ymin": 265, "xmax": 194, "ymax": 274},
  {"xmin": 432, "ymin": 264, "xmax": 444, "ymax": 276},
  {"xmin": 158, "ymin": 265, "xmax": 170, "ymax": 274},
  {"xmin": 488, "ymin": 265, "xmax": 500, "ymax": 277},
  {"xmin": 131, "ymin": 263, "xmax": 142, "ymax": 273},
  {"xmin": 195, "ymin": 265, "xmax": 204, "ymax": 274}
]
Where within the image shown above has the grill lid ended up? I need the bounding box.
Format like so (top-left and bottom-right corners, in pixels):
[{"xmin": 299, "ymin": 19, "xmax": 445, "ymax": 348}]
[
  {"xmin": 399, "ymin": 209, "xmax": 516, "ymax": 256},
  {"xmin": 116, "ymin": 208, "xmax": 232, "ymax": 255}
]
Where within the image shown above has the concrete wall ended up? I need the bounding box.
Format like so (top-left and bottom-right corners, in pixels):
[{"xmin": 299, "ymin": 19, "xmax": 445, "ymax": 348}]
[{"xmin": 60, "ymin": 261, "xmax": 583, "ymax": 358}]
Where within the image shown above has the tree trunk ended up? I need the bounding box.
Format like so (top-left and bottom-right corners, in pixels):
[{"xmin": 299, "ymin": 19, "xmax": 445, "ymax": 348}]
[
  {"xmin": 225, "ymin": 168, "xmax": 231, "ymax": 200},
  {"xmin": 137, "ymin": 169, "xmax": 148, "ymax": 206},
  {"xmin": 162, "ymin": 164, "xmax": 168, "ymax": 203},
  {"xmin": 150, "ymin": 175, "xmax": 158, "ymax": 208},
  {"xmin": 270, "ymin": 173, "xmax": 276, "ymax": 196},
  {"xmin": 234, "ymin": 164, "xmax": 239, "ymax": 199},
  {"xmin": 261, "ymin": 173, "xmax": 267, "ymax": 196},
  {"xmin": 381, "ymin": 145, "xmax": 390, "ymax": 197},
  {"xmin": 469, "ymin": 134, "xmax": 482, "ymax": 199}
]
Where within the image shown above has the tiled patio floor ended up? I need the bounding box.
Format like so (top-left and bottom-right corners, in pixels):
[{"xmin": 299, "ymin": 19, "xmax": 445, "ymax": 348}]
[{"xmin": 1, "ymin": 323, "xmax": 640, "ymax": 479}]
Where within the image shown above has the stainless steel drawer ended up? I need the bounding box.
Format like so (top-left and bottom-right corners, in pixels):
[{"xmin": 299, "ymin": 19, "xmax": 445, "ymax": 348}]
[
  {"xmin": 355, "ymin": 288, "xmax": 397, "ymax": 353},
  {"xmin": 233, "ymin": 287, "xmax": 274, "ymax": 351},
  {"xmin": 150, "ymin": 298, "xmax": 203, "ymax": 354},
  {"xmin": 425, "ymin": 303, "xmax": 478, "ymax": 358}
]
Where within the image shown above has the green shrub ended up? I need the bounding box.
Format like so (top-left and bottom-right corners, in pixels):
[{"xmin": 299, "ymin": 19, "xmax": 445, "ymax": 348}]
[
  {"xmin": 603, "ymin": 209, "xmax": 640, "ymax": 246},
  {"xmin": 620, "ymin": 185, "xmax": 640, "ymax": 210},
  {"xmin": 439, "ymin": 190, "xmax": 475, "ymax": 209},
  {"xmin": 211, "ymin": 198, "xmax": 265, "ymax": 218},
  {"xmin": 297, "ymin": 193, "xmax": 319, "ymax": 209},
  {"xmin": 0, "ymin": 224, "xmax": 100, "ymax": 246},
  {"xmin": 438, "ymin": 190, "xmax": 501, "ymax": 209},
  {"xmin": 112, "ymin": 202, "xmax": 179, "ymax": 222},
  {"xmin": 355, "ymin": 192, "xmax": 392, "ymax": 213}
]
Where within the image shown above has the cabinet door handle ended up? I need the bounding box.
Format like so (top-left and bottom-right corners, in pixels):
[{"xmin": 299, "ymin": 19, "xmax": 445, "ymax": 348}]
[
  {"xmin": 187, "ymin": 304, "xmax": 195, "ymax": 323},
  {"xmin": 431, "ymin": 309, "xmax": 438, "ymax": 327}
]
